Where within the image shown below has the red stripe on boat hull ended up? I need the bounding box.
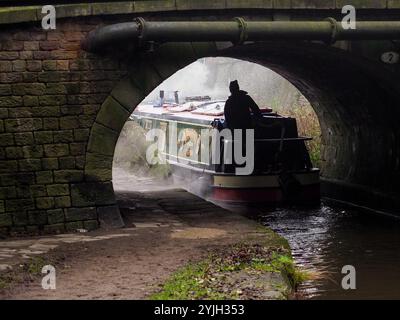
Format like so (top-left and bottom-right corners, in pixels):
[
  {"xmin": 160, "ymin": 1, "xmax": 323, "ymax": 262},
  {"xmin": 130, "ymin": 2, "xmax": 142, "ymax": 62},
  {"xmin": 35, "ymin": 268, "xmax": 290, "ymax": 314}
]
[{"xmin": 212, "ymin": 184, "xmax": 320, "ymax": 204}]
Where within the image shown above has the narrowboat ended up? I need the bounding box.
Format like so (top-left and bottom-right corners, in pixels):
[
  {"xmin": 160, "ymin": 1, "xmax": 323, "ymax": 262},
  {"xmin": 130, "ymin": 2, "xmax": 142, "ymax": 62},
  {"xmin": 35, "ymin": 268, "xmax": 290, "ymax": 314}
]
[{"xmin": 131, "ymin": 91, "xmax": 320, "ymax": 205}]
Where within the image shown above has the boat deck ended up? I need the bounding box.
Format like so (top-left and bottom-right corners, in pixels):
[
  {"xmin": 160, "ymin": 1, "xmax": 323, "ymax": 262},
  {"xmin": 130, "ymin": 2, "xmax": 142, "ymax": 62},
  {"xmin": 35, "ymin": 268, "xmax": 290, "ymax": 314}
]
[{"xmin": 134, "ymin": 104, "xmax": 224, "ymax": 123}]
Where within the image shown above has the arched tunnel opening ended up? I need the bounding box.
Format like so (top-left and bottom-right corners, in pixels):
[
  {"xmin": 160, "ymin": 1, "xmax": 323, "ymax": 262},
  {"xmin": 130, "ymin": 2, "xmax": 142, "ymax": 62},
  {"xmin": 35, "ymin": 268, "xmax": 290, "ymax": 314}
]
[
  {"xmin": 98, "ymin": 41, "xmax": 400, "ymax": 218},
  {"xmin": 112, "ymin": 56, "xmax": 321, "ymax": 208}
]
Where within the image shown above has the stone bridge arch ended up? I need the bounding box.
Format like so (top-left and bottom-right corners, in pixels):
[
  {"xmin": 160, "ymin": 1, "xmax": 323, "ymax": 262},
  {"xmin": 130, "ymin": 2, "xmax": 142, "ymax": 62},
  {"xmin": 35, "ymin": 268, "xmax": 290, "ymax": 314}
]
[
  {"xmin": 85, "ymin": 40, "xmax": 400, "ymax": 229},
  {"xmin": 82, "ymin": 42, "xmax": 219, "ymax": 228},
  {"xmin": 1, "ymin": 1, "xmax": 400, "ymax": 235}
]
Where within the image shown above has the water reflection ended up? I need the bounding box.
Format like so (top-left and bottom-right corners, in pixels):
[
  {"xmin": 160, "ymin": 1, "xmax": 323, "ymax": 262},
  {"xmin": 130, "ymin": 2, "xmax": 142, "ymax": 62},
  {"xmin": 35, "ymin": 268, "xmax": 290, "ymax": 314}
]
[{"xmin": 257, "ymin": 203, "xmax": 400, "ymax": 299}]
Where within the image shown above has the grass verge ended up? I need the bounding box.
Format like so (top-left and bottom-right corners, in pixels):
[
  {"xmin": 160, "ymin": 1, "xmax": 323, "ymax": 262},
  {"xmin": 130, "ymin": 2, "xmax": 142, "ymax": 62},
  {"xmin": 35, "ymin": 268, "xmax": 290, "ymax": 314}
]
[{"xmin": 149, "ymin": 242, "xmax": 310, "ymax": 300}]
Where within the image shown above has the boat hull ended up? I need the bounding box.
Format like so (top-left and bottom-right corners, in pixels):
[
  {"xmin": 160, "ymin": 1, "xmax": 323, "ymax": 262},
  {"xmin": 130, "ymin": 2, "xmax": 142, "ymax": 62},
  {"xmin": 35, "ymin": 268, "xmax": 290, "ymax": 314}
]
[
  {"xmin": 211, "ymin": 170, "xmax": 320, "ymax": 205},
  {"xmin": 171, "ymin": 163, "xmax": 320, "ymax": 205}
]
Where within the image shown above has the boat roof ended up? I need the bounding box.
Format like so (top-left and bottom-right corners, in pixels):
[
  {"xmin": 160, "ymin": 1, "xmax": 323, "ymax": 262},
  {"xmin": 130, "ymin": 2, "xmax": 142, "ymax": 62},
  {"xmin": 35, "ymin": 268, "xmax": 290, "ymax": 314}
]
[
  {"xmin": 133, "ymin": 102, "xmax": 225, "ymax": 125},
  {"xmin": 132, "ymin": 99, "xmax": 280, "ymax": 126}
]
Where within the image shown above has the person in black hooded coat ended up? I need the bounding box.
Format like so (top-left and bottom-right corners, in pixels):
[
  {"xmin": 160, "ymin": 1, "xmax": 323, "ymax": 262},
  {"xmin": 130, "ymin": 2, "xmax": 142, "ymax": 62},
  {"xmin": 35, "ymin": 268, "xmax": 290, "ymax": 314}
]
[{"xmin": 224, "ymin": 80, "xmax": 262, "ymax": 130}]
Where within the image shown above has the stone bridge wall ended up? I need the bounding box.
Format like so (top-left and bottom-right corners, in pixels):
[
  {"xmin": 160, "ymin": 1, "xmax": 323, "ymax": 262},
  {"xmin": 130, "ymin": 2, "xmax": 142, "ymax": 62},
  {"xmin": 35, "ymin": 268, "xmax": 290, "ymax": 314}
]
[
  {"xmin": 0, "ymin": 0, "xmax": 397, "ymax": 27},
  {"xmin": 0, "ymin": 17, "xmax": 132, "ymax": 235},
  {"xmin": 1, "ymin": 1, "xmax": 400, "ymax": 236}
]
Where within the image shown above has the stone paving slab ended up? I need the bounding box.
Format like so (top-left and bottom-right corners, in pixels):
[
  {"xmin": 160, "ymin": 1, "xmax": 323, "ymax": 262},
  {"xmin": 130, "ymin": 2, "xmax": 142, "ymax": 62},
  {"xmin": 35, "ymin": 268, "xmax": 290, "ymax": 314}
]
[{"xmin": 0, "ymin": 226, "xmax": 174, "ymax": 272}]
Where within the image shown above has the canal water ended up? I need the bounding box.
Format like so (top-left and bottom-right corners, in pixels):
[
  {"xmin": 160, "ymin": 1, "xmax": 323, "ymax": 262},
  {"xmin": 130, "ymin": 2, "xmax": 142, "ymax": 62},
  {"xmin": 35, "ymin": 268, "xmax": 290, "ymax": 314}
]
[
  {"xmin": 256, "ymin": 202, "xmax": 400, "ymax": 299},
  {"xmin": 185, "ymin": 174, "xmax": 400, "ymax": 299}
]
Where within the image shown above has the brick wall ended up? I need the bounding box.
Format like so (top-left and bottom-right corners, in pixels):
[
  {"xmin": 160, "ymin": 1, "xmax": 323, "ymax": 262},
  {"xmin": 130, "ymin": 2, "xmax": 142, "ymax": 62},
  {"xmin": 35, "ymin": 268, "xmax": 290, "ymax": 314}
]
[{"xmin": 0, "ymin": 18, "xmax": 128, "ymax": 236}]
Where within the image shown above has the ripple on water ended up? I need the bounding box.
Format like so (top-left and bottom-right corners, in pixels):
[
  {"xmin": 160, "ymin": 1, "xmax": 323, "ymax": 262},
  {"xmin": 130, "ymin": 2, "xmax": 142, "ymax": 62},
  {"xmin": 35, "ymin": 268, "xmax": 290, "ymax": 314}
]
[{"xmin": 258, "ymin": 202, "xmax": 400, "ymax": 299}]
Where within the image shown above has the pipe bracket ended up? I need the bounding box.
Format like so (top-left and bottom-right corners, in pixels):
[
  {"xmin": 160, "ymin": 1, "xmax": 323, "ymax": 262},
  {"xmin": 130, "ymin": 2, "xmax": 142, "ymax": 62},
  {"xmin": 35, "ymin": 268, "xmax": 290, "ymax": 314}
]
[
  {"xmin": 135, "ymin": 17, "xmax": 147, "ymax": 46},
  {"xmin": 235, "ymin": 17, "xmax": 248, "ymax": 45},
  {"xmin": 325, "ymin": 17, "xmax": 339, "ymax": 45}
]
